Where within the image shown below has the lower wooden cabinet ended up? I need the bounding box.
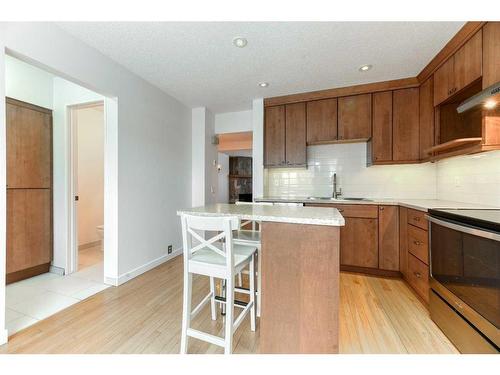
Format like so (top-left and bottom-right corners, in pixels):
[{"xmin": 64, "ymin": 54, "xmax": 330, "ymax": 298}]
[
  {"xmin": 340, "ymin": 217, "xmax": 379, "ymax": 268},
  {"xmin": 407, "ymin": 253, "xmax": 430, "ymax": 303},
  {"xmin": 378, "ymin": 205, "xmax": 399, "ymax": 271}
]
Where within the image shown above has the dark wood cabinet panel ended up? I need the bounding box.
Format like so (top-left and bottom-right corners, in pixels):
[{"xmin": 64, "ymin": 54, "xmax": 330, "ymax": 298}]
[
  {"xmin": 419, "ymin": 77, "xmax": 435, "ymax": 160},
  {"xmin": 285, "ymin": 102, "xmax": 307, "ymax": 166},
  {"xmin": 306, "ymin": 98, "xmax": 337, "ymax": 144},
  {"xmin": 340, "ymin": 217, "xmax": 378, "ymax": 269},
  {"xmin": 393, "ymin": 88, "xmax": 420, "ymax": 162},
  {"xmin": 433, "ymin": 57, "xmax": 454, "ymax": 106},
  {"xmin": 454, "ymin": 29, "xmax": 482, "ymax": 93},
  {"xmin": 7, "ymin": 98, "xmax": 52, "ymax": 189},
  {"xmin": 483, "ymin": 22, "xmax": 500, "ymax": 88},
  {"xmin": 7, "ymin": 189, "xmax": 52, "ymax": 274},
  {"xmin": 371, "ymin": 91, "xmax": 393, "ymax": 162},
  {"xmin": 378, "ymin": 205, "xmax": 399, "ymax": 271},
  {"xmin": 264, "ymin": 105, "xmax": 286, "ymax": 167},
  {"xmin": 399, "ymin": 207, "xmax": 408, "ymax": 279},
  {"xmin": 338, "ymin": 94, "xmax": 372, "ymax": 140}
]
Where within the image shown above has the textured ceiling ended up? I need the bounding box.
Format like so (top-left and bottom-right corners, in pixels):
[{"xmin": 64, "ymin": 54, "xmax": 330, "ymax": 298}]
[{"xmin": 57, "ymin": 22, "xmax": 465, "ymax": 113}]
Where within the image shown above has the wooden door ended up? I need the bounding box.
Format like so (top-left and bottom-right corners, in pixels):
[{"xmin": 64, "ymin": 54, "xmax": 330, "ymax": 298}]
[
  {"xmin": 378, "ymin": 205, "xmax": 399, "ymax": 271},
  {"xmin": 338, "ymin": 94, "xmax": 372, "ymax": 140},
  {"xmin": 433, "ymin": 57, "xmax": 454, "ymax": 106},
  {"xmin": 419, "ymin": 77, "xmax": 435, "ymax": 160},
  {"xmin": 7, "ymin": 189, "xmax": 52, "ymax": 274},
  {"xmin": 7, "ymin": 98, "xmax": 52, "ymax": 188},
  {"xmin": 399, "ymin": 207, "xmax": 409, "ymax": 279},
  {"xmin": 371, "ymin": 91, "xmax": 393, "ymax": 162},
  {"xmin": 306, "ymin": 98, "xmax": 337, "ymax": 144},
  {"xmin": 393, "ymin": 88, "xmax": 420, "ymax": 162},
  {"xmin": 340, "ymin": 217, "xmax": 378, "ymax": 268},
  {"xmin": 285, "ymin": 102, "xmax": 306, "ymax": 166},
  {"xmin": 483, "ymin": 22, "xmax": 500, "ymax": 88},
  {"xmin": 454, "ymin": 30, "xmax": 482, "ymax": 93},
  {"xmin": 264, "ymin": 105, "xmax": 286, "ymax": 167}
]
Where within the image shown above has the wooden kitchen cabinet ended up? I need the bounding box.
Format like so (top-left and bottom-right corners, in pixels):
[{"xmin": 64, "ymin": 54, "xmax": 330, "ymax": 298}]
[
  {"xmin": 371, "ymin": 91, "xmax": 393, "ymax": 163},
  {"xmin": 306, "ymin": 98, "xmax": 337, "ymax": 144},
  {"xmin": 378, "ymin": 205, "xmax": 399, "ymax": 271},
  {"xmin": 285, "ymin": 102, "xmax": 307, "ymax": 166},
  {"xmin": 264, "ymin": 105, "xmax": 286, "ymax": 167},
  {"xmin": 393, "ymin": 88, "xmax": 420, "ymax": 162},
  {"xmin": 340, "ymin": 217, "xmax": 379, "ymax": 269},
  {"xmin": 407, "ymin": 253, "xmax": 430, "ymax": 303},
  {"xmin": 483, "ymin": 22, "xmax": 500, "ymax": 88},
  {"xmin": 419, "ymin": 77, "xmax": 435, "ymax": 160},
  {"xmin": 433, "ymin": 30, "xmax": 482, "ymax": 106},
  {"xmin": 338, "ymin": 94, "xmax": 372, "ymax": 140}
]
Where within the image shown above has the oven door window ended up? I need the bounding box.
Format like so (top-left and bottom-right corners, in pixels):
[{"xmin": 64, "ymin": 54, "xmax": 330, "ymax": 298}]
[{"xmin": 431, "ymin": 222, "xmax": 500, "ymax": 329}]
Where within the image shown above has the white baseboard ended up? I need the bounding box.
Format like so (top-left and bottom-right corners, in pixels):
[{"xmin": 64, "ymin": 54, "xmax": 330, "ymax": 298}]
[
  {"xmin": 0, "ymin": 328, "xmax": 8, "ymax": 345},
  {"xmin": 105, "ymin": 248, "xmax": 182, "ymax": 286}
]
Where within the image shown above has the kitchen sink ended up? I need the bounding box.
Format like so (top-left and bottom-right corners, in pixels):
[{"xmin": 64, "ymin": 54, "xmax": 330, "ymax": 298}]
[{"xmin": 306, "ymin": 196, "xmax": 372, "ymax": 202}]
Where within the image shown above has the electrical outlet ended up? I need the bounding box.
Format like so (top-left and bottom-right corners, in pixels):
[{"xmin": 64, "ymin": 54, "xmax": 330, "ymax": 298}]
[{"xmin": 168, "ymin": 245, "xmax": 173, "ymax": 254}]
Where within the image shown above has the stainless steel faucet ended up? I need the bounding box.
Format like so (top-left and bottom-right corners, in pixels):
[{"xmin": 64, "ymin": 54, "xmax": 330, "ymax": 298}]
[{"xmin": 332, "ymin": 173, "xmax": 342, "ymax": 199}]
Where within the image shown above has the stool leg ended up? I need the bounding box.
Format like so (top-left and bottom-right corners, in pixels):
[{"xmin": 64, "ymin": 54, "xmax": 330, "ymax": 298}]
[
  {"xmin": 209, "ymin": 277, "xmax": 216, "ymax": 320},
  {"xmin": 249, "ymin": 254, "xmax": 256, "ymax": 332},
  {"xmin": 180, "ymin": 272, "xmax": 192, "ymax": 354},
  {"xmin": 221, "ymin": 279, "xmax": 226, "ymax": 315},
  {"xmin": 237, "ymin": 272, "xmax": 243, "ymax": 287},
  {"xmin": 224, "ymin": 276, "xmax": 234, "ymax": 354}
]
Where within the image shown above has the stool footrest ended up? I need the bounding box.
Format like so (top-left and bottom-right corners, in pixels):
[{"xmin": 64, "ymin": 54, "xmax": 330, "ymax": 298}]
[
  {"xmin": 187, "ymin": 328, "xmax": 225, "ymax": 347},
  {"xmin": 215, "ymin": 295, "xmax": 247, "ymax": 308}
]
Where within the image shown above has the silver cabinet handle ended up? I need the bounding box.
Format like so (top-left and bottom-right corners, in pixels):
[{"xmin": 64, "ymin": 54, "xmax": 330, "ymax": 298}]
[
  {"xmin": 414, "ymin": 272, "xmax": 422, "ymax": 279},
  {"xmin": 413, "ymin": 240, "xmax": 421, "ymax": 246}
]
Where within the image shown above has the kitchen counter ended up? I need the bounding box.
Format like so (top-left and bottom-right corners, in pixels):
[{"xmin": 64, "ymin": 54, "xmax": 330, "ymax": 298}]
[
  {"xmin": 177, "ymin": 203, "xmax": 345, "ymax": 226},
  {"xmin": 255, "ymin": 197, "xmax": 496, "ymax": 212}
]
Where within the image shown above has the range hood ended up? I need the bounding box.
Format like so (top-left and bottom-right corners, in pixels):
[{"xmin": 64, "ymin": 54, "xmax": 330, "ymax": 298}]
[{"xmin": 457, "ymin": 81, "xmax": 500, "ymax": 113}]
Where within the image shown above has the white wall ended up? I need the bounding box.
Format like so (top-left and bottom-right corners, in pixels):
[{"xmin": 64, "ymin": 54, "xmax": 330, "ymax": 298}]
[
  {"xmin": 205, "ymin": 109, "xmax": 217, "ymax": 205},
  {"xmin": 76, "ymin": 106, "xmax": 104, "ymax": 246},
  {"xmin": 0, "ymin": 43, "xmax": 7, "ymax": 344},
  {"xmin": 436, "ymin": 151, "xmax": 500, "ymax": 207},
  {"xmin": 1, "ymin": 23, "xmax": 192, "ymax": 340},
  {"xmin": 215, "ymin": 109, "xmax": 252, "ymax": 134},
  {"xmin": 217, "ymin": 153, "xmax": 229, "ymax": 203},
  {"xmin": 5, "ymin": 54, "xmax": 53, "ymax": 109},
  {"xmin": 265, "ymin": 143, "xmax": 437, "ymax": 199},
  {"xmin": 252, "ymin": 99, "xmax": 264, "ymax": 198}
]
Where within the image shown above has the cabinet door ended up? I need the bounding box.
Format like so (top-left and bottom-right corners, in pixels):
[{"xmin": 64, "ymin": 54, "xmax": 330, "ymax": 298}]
[
  {"xmin": 7, "ymin": 99, "xmax": 52, "ymax": 188},
  {"xmin": 340, "ymin": 217, "xmax": 378, "ymax": 268},
  {"xmin": 7, "ymin": 189, "xmax": 52, "ymax": 274},
  {"xmin": 285, "ymin": 102, "xmax": 307, "ymax": 166},
  {"xmin": 264, "ymin": 106, "xmax": 286, "ymax": 167},
  {"xmin": 378, "ymin": 206, "xmax": 399, "ymax": 271},
  {"xmin": 371, "ymin": 91, "xmax": 393, "ymax": 162},
  {"xmin": 306, "ymin": 98, "xmax": 337, "ymax": 144},
  {"xmin": 393, "ymin": 88, "xmax": 420, "ymax": 162},
  {"xmin": 433, "ymin": 57, "xmax": 454, "ymax": 106},
  {"xmin": 454, "ymin": 30, "xmax": 482, "ymax": 93},
  {"xmin": 399, "ymin": 207, "xmax": 409, "ymax": 279},
  {"xmin": 483, "ymin": 22, "xmax": 500, "ymax": 88},
  {"xmin": 419, "ymin": 77, "xmax": 435, "ymax": 160},
  {"xmin": 338, "ymin": 94, "xmax": 372, "ymax": 140}
]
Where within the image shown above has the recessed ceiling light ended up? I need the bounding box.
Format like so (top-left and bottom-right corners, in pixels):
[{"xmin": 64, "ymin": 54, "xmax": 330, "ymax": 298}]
[
  {"xmin": 258, "ymin": 82, "xmax": 269, "ymax": 88},
  {"xmin": 484, "ymin": 99, "xmax": 497, "ymax": 109},
  {"xmin": 232, "ymin": 37, "xmax": 248, "ymax": 48},
  {"xmin": 359, "ymin": 64, "xmax": 372, "ymax": 72}
]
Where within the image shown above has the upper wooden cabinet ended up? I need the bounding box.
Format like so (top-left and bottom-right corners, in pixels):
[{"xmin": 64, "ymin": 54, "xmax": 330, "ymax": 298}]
[
  {"xmin": 483, "ymin": 22, "xmax": 500, "ymax": 88},
  {"xmin": 371, "ymin": 91, "xmax": 393, "ymax": 163},
  {"xmin": 264, "ymin": 105, "xmax": 286, "ymax": 167},
  {"xmin": 393, "ymin": 88, "xmax": 420, "ymax": 162},
  {"xmin": 434, "ymin": 30, "xmax": 482, "ymax": 106},
  {"xmin": 264, "ymin": 103, "xmax": 306, "ymax": 167},
  {"xmin": 306, "ymin": 98, "xmax": 337, "ymax": 144},
  {"xmin": 285, "ymin": 102, "xmax": 307, "ymax": 166},
  {"xmin": 419, "ymin": 77, "xmax": 435, "ymax": 160},
  {"xmin": 338, "ymin": 94, "xmax": 372, "ymax": 140}
]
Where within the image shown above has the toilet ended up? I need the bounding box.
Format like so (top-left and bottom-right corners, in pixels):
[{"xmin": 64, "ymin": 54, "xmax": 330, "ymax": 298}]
[{"xmin": 96, "ymin": 225, "xmax": 104, "ymax": 251}]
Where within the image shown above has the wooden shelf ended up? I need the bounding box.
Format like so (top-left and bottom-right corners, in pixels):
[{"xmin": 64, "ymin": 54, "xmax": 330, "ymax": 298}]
[{"xmin": 425, "ymin": 137, "xmax": 482, "ymax": 155}]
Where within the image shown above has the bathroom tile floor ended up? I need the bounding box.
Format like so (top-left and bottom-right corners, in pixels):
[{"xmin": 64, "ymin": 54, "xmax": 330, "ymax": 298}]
[{"xmin": 5, "ymin": 245, "xmax": 110, "ymax": 336}]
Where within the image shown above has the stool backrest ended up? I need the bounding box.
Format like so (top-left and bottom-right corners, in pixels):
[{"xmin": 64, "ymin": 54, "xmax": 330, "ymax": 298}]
[
  {"xmin": 235, "ymin": 201, "xmax": 273, "ymax": 231},
  {"xmin": 180, "ymin": 214, "xmax": 239, "ymax": 269}
]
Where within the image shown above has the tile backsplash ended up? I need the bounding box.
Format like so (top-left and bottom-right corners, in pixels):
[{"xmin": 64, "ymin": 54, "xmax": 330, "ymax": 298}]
[
  {"xmin": 436, "ymin": 150, "xmax": 500, "ymax": 207},
  {"xmin": 264, "ymin": 143, "xmax": 437, "ymax": 199}
]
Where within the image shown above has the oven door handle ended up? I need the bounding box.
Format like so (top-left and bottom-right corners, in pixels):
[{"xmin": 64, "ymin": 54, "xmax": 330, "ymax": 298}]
[{"xmin": 427, "ymin": 216, "xmax": 500, "ymax": 242}]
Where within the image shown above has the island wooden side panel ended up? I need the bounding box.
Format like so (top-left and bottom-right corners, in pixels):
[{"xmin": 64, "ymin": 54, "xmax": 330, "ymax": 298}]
[{"xmin": 260, "ymin": 222, "xmax": 340, "ymax": 353}]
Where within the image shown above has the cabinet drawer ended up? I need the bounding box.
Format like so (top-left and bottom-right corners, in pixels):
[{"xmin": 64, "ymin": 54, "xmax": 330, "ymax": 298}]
[
  {"xmin": 407, "ymin": 225, "xmax": 429, "ymax": 265},
  {"xmin": 407, "ymin": 208, "xmax": 428, "ymax": 230},
  {"xmin": 331, "ymin": 204, "xmax": 379, "ymax": 218},
  {"xmin": 407, "ymin": 253, "xmax": 429, "ymax": 303}
]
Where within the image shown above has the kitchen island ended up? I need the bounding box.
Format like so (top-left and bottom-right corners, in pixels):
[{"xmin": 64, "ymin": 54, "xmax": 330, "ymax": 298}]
[{"xmin": 177, "ymin": 203, "xmax": 344, "ymax": 354}]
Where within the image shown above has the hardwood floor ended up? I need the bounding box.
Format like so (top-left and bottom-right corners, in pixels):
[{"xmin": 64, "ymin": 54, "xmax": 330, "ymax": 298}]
[{"xmin": 0, "ymin": 256, "xmax": 457, "ymax": 354}]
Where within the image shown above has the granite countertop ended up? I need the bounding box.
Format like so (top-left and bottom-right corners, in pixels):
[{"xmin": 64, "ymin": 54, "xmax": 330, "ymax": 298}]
[
  {"xmin": 255, "ymin": 197, "xmax": 497, "ymax": 212},
  {"xmin": 177, "ymin": 203, "xmax": 345, "ymax": 226}
]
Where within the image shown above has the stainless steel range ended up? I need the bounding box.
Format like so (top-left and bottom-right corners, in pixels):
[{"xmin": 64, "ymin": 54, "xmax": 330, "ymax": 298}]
[{"xmin": 428, "ymin": 209, "xmax": 500, "ymax": 353}]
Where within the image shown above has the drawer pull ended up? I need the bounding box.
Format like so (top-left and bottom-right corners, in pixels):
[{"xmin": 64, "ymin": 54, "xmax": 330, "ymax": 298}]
[
  {"xmin": 414, "ymin": 272, "xmax": 422, "ymax": 279},
  {"xmin": 454, "ymin": 301, "xmax": 464, "ymax": 310},
  {"xmin": 413, "ymin": 217, "xmax": 421, "ymax": 222},
  {"xmin": 338, "ymin": 209, "xmax": 344, "ymax": 213},
  {"xmin": 380, "ymin": 207, "xmax": 384, "ymax": 211},
  {"xmin": 413, "ymin": 240, "xmax": 421, "ymax": 246}
]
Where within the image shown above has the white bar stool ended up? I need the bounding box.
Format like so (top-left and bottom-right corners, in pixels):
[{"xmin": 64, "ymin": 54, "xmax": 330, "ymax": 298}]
[
  {"xmin": 180, "ymin": 214, "xmax": 257, "ymax": 354},
  {"xmin": 233, "ymin": 200, "xmax": 272, "ymax": 317}
]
